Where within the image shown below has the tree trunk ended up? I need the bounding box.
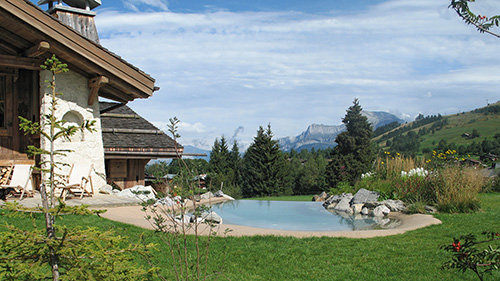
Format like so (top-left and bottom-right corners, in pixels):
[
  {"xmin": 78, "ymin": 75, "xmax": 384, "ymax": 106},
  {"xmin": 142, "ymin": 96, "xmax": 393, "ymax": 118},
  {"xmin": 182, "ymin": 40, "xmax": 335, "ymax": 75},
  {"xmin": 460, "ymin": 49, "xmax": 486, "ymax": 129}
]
[{"xmin": 41, "ymin": 184, "xmax": 59, "ymax": 280}]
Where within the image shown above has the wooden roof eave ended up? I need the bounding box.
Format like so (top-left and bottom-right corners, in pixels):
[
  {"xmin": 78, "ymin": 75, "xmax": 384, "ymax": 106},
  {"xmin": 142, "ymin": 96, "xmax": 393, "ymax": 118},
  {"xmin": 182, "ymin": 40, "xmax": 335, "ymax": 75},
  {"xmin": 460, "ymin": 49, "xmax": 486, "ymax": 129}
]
[
  {"xmin": 104, "ymin": 150, "xmax": 183, "ymax": 159},
  {"xmin": 0, "ymin": 0, "xmax": 156, "ymax": 101}
]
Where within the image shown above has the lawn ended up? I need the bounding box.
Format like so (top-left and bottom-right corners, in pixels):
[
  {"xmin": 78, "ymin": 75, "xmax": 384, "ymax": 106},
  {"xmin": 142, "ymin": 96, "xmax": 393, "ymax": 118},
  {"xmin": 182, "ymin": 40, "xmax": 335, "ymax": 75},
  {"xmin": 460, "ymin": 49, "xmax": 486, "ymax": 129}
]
[{"xmin": 1, "ymin": 193, "xmax": 500, "ymax": 280}]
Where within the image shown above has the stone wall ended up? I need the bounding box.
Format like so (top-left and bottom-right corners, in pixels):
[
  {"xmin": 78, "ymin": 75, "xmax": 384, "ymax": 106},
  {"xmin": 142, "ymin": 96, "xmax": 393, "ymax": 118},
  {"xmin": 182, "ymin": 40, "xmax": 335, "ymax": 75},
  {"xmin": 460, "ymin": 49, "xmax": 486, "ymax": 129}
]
[{"xmin": 39, "ymin": 70, "xmax": 106, "ymax": 191}]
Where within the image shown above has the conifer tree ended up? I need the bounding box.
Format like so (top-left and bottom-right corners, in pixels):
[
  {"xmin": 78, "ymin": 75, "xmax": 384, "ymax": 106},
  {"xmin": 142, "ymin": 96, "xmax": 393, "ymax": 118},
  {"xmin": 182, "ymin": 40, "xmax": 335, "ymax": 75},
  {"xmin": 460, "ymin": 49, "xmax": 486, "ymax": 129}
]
[
  {"xmin": 242, "ymin": 124, "xmax": 292, "ymax": 197},
  {"xmin": 326, "ymin": 99, "xmax": 374, "ymax": 187},
  {"xmin": 208, "ymin": 136, "xmax": 242, "ymax": 196},
  {"xmin": 227, "ymin": 140, "xmax": 242, "ymax": 197}
]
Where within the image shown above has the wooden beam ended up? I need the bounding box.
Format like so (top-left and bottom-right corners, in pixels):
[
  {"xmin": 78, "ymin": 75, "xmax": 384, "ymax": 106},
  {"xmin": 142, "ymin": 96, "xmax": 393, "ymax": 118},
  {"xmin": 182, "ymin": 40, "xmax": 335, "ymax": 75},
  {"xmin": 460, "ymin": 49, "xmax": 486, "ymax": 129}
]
[
  {"xmin": 98, "ymin": 84, "xmax": 134, "ymax": 103},
  {"xmin": 0, "ymin": 54, "xmax": 42, "ymax": 70},
  {"xmin": 23, "ymin": 41, "xmax": 50, "ymax": 58},
  {"xmin": 87, "ymin": 75, "xmax": 108, "ymax": 105},
  {"xmin": 101, "ymin": 128, "xmax": 164, "ymax": 134},
  {"xmin": 1, "ymin": 0, "xmax": 156, "ymax": 96}
]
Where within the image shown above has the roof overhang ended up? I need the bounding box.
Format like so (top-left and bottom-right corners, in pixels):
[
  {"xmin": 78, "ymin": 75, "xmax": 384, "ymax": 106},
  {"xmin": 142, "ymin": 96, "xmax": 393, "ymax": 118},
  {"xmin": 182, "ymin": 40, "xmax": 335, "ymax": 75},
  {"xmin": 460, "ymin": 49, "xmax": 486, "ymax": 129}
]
[
  {"xmin": 0, "ymin": 0, "xmax": 156, "ymax": 103},
  {"xmin": 104, "ymin": 147, "xmax": 183, "ymax": 160}
]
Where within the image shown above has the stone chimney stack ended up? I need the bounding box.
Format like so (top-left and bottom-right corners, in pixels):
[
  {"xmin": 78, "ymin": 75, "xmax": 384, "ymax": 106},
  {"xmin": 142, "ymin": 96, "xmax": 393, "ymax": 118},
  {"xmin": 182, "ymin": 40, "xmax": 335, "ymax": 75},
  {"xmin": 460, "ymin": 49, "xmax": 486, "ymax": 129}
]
[{"xmin": 38, "ymin": 0, "xmax": 101, "ymax": 44}]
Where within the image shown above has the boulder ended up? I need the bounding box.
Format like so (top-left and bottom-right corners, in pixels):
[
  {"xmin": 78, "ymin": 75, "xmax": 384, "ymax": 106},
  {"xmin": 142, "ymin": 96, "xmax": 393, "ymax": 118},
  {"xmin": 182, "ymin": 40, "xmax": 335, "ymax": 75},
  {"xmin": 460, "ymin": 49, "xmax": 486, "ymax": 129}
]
[
  {"xmin": 313, "ymin": 191, "xmax": 328, "ymax": 202},
  {"xmin": 190, "ymin": 216, "xmax": 204, "ymax": 224},
  {"xmin": 373, "ymin": 205, "xmax": 391, "ymax": 217},
  {"xmin": 221, "ymin": 194, "xmax": 235, "ymax": 201},
  {"xmin": 156, "ymin": 196, "xmax": 176, "ymax": 206},
  {"xmin": 200, "ymin": 191, "xmax": 214, "ymax": 200},
  {"xmin": 214, "ymin": 190, "xmax": 225, "ymax": 197},
  {"xmin": 425, "ymin": 205, "xmax": 438, "ymax": 214},
  {"xmin": 352, "ymin": 203, "xmax": 364, "ymax": 214},
  {"xmin": 201, "ymin": 211, "xmax": 223, "ymax": 224},
  {"xmin": 98, "ymin": 184, "xmax": 113, "ymax": 195},
  {"xmin": 175, "ymin": 214, "xmax": 191, "ymax": 224},
  {"xmin": 351, "ymin": 188, "xmax": 380, "ymax": 205},
  {"xmin": 117, "ymin": 185, "xmax": 156, "ymax": 201},
  {"xmin": 383, "ymin": 199, "xmax": 405, "ymax": 212},
  {"xmin": 361, "ymin": 207, "xmax": 370, "ymax": 215},
  {"xmin": 334, "ymin": 195, "xmax": 354, "ymax": 214},
  {"xmin": 323, "ymin": 193, "xmax": 351, "ymax": 208},
  {"xmin": 363, "ymin": 201, "xmax": 383, "ymax": 209},
  {"xmin": 325, "ymin": 202, "xmax": 337, "ymax": 209}
]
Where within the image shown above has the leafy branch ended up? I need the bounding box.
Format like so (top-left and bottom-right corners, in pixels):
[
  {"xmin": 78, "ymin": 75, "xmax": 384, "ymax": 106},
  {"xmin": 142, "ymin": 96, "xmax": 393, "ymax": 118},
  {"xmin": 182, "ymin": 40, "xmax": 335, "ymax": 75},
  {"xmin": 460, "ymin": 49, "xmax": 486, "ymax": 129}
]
[
  {"xmin": 441, "ymin": 231, "xmax": 500, "ymax": 281},
  {"xmin": 450, "ymin": 0, "xmax": 500, "ymax": 38}
]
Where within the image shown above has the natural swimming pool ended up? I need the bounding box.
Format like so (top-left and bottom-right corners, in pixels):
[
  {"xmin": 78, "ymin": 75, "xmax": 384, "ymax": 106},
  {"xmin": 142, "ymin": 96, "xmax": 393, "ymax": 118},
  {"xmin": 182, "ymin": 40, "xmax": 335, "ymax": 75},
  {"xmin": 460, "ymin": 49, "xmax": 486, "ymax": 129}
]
[{"xmin": 211, "ymin": 200, "xmax": 399, "ymax": 231}]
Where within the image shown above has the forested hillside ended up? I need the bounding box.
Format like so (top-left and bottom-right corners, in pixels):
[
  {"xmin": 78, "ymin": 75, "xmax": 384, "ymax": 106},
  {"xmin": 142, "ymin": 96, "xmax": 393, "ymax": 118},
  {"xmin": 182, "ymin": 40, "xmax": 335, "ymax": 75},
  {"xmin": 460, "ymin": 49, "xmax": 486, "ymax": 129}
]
[{"xmin": 374, "ymin": 101, "xmax": 500, "ymax": 159}]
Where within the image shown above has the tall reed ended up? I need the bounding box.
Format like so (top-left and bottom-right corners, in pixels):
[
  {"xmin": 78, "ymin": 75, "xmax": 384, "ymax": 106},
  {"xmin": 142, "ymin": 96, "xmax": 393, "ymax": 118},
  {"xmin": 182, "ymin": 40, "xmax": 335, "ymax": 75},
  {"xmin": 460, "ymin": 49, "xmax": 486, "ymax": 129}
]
[{"xmin": 374, "ymin": 154, "xmax": 426, "ymax": 180}]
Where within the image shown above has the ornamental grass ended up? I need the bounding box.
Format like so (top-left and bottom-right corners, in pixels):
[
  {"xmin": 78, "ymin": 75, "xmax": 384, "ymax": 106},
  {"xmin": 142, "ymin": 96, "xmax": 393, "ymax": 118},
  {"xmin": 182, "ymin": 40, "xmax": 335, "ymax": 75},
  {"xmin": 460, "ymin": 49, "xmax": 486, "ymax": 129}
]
[
  {"xmin": 374, "ymin": 153, "xmax": 426, "ymax": 180},
  {"xmin": 433, "ymin": 166, "xmax": 484, "ymax": 213}
]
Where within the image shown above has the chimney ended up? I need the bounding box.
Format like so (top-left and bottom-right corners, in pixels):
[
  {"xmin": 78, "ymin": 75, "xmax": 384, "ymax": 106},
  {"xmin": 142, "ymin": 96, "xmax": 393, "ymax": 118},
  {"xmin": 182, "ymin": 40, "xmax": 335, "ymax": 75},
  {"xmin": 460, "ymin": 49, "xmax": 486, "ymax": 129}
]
[{"xmin": 38, "ymin": 0, "xmax": 102, "ymax": 44}]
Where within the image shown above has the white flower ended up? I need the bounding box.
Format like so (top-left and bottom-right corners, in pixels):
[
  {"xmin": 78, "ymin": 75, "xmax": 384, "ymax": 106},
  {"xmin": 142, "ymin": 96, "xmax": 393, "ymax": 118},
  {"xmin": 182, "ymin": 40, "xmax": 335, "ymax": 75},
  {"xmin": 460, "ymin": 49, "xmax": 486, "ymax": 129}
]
[
  {"xmin": 402, "ymin": 167, "xmax": 429, "ymax": 178},
  {"xmin": 361, "ymin": 172, "xmax": 375, "ymax": 179}
]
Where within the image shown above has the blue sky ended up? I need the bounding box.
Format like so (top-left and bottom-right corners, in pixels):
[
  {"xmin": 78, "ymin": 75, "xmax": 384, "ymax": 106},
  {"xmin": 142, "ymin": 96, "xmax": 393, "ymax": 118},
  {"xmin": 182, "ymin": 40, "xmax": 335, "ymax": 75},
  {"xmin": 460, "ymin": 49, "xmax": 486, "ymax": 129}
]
[{"xmin": 34, "ymin": 0, "xmax": 500, "ymax": 150}]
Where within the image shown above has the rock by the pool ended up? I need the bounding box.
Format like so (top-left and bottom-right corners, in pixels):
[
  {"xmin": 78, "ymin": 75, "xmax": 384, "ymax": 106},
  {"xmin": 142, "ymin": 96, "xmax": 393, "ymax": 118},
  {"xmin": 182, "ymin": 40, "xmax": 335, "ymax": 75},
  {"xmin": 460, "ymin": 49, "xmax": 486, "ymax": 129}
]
[
  {"xmin": 383, "ymin": 199, "xmax": 405, "ymax": 212},
  {"xmin": 201, "ymin": 211, "xmax": 223, "ymax": 224},
  {"xmin": 351, "ymin": 188, "xmax": 380, "ymax": 205},
  {"xmin": 313, "ymin": 191, "xmax": 328, "ymax": 202},
  {"xmin": 373, "ymin": 205, "xmax": 391, "ymax": 217},
  {"xmin": 334, "ymin": 195, "xmax": 354, "ymax": 214},
  {"xmin": 323, "ymin": 193, "xmax": 352, "ymax": 208},
  {"xmin": 200, "ymin": 191, "xmax": 214, "ymax": 200},
  {"xmin": 352, "ymin": 203, "xmax": 364, "ymax": 214},
  {"xmin": 117, "ymin": 185, "xmax": 156, "ymax": 201}
]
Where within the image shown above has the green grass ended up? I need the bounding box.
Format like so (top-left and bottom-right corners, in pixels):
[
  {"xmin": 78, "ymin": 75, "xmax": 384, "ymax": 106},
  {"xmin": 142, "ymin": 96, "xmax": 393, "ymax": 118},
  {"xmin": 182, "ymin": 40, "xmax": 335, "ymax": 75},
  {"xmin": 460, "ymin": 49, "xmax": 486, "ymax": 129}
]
[
  {"xmin": 246, "ymin": 194, "xmax": 315, "ymax": 201},
  {"xmin": 2, "ymin": 193, "xmax": 500, "ymax": 280}
]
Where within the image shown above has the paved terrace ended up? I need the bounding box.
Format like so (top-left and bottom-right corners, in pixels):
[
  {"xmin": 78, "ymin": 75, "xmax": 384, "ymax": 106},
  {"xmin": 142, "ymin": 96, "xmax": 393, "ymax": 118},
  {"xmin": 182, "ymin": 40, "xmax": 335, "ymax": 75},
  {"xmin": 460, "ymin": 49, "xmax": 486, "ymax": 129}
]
[{"xmin": 0, "ymin": 193, "xmax": 143, "ymax": 208}]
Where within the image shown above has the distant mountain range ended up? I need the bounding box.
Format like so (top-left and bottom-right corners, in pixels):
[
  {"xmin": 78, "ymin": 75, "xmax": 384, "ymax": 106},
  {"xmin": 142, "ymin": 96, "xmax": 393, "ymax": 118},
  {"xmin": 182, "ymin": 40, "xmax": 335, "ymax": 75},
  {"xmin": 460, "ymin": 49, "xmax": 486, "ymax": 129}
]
[
  {"xmin": 182, "ymin": 145, "xmax": 211, "ymax": 161},
  {"xmin": 278, "ymin": 111, "xmax": 404, "ymax": 152}
]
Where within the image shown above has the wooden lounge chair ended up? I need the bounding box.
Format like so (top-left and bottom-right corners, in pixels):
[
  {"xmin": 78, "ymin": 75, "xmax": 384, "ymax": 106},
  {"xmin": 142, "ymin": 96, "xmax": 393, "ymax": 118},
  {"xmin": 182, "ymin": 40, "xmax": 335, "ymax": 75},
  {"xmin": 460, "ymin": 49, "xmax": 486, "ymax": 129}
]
[
  {"xmin": 58, "ymin": 163, "xmax": 94, "ymax": 200},
  {"xmin": 0, "ymin": 164, "xmax": 34, "ymax": 200}
]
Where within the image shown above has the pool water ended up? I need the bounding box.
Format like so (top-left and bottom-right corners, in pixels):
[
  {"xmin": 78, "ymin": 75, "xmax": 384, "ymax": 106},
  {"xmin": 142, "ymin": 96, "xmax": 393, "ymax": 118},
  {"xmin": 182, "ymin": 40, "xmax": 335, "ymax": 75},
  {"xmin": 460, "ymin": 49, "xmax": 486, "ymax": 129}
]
[{"xmin": 211, "ymin": 200, "xmax": 395, "ymax": 231}]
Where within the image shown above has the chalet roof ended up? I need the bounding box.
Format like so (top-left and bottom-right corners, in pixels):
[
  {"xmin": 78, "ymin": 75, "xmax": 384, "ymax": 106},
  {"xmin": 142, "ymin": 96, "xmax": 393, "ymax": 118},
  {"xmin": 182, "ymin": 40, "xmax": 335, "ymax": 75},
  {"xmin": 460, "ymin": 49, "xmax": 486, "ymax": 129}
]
[
  {"xmin": 0, "ymin": 0, "xmax": 156, "ymax": 103},
  {"xmin": 100, "ymin": 102, "xmax": 182, "ymax": 159}
]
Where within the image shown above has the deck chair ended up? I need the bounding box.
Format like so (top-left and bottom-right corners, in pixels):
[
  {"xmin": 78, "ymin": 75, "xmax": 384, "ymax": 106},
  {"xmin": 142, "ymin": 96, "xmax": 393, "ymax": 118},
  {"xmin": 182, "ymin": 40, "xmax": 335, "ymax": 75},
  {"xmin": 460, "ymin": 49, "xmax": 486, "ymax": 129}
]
[
  {"xmin": 0, "ymin": 164, "xmax": 34, "ymax": 200},
  {"xmin": 58, "ymin": 163, "xmax": 94, "ymax": 200}
]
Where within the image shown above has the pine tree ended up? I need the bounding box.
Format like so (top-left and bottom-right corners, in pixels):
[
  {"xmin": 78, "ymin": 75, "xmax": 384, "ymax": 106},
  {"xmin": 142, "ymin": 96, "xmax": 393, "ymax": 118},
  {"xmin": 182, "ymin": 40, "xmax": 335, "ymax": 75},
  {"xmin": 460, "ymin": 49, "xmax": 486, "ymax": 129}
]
[
  {"xmin": 208, "ymin": 136, "xmax": 230, "ymax": 191},
  {"xmin": 224, "ymin": 140, "xmax": 242, "ymax": 197},
  {"xmin": 242, "ymin": 124, "xmax": 292, "ymax": 197},
  {"xmin": 326, "ymin": 99, "xmax": 374, "ymax": 187}
]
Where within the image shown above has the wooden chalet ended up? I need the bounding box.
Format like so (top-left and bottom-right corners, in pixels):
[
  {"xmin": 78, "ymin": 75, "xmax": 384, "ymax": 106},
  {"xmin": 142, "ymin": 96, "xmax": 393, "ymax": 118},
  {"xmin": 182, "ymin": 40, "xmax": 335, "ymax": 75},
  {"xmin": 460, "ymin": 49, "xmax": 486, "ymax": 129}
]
[
  {"xmin": 100, "ymin": 102, "xmax": 183, "ymax": 189},
  {"xmin": 0, "ymin": 0, "xmax": 182, "ymax": 191}
]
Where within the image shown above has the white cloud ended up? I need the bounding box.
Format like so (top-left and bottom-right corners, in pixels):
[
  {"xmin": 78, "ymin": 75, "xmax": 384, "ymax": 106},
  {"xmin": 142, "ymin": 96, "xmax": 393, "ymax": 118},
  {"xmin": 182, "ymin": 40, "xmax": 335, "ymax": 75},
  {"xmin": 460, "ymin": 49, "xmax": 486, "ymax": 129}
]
[
  {"xmin": 121, "ymin": 0, "xmax": 169, "ymax": 12},
  {"xmin": 97, "ymin": 0, "xmax": 500, "ymax": 148}
]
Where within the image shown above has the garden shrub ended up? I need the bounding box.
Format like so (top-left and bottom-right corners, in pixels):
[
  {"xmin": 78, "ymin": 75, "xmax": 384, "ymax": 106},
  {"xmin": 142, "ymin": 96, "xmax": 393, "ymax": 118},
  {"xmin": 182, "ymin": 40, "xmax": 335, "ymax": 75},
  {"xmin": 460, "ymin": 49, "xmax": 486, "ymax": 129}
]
[
  {"xmin": 403, "ymin": 200, "xmax": 428, "ymax": 214},
  {"xmin": 329, "ymin": 181, "xmax": 355, "ymax": 195},
  {"xmin": 394, "ymin": 171, "xmax": 435, "ymax": 203},
  {"xmin": 355, "ymin": 177, "xmax": 395, "ymax": 200},
  {"xmin": 482, "ymin": 174, "xmax": 500, "ymax": 193}
]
